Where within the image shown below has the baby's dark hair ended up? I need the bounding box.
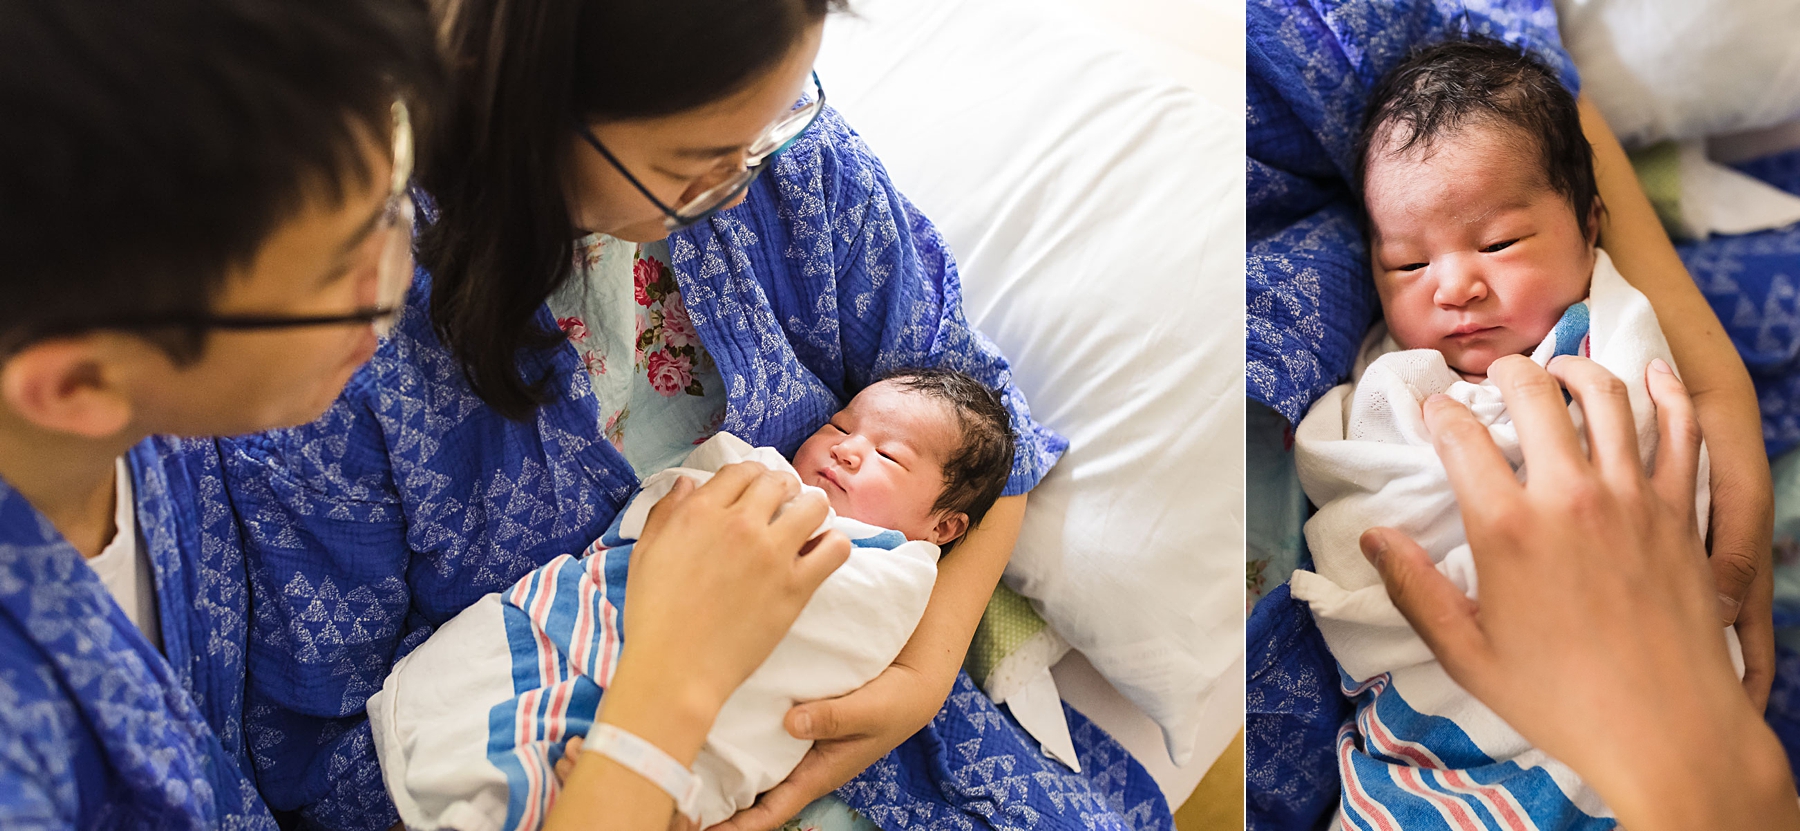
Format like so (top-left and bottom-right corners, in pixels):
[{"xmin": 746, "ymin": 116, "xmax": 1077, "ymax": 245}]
[
  {"xmin": 1353, "ymin": 34, "xmax": 1599, "ymax": 239},
  {"xmin": 878, "ymin": 367, "xmax": 1015, "ymax": 537}
]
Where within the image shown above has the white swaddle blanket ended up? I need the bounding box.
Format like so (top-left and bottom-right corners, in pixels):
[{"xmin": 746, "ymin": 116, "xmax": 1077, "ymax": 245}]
[
  {"xmin": 1288, "ymin": 250, "xmax": 1738, "ymax": 826},
  {"xmin": 368, "ymin": 433, "xmax": 940, "ymax": 831}
]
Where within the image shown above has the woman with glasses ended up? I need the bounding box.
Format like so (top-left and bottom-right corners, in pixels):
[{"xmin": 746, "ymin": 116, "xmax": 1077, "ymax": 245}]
[{"xmin": 219, "ymin": 1, "xmax": 1169, "ymax": 830}]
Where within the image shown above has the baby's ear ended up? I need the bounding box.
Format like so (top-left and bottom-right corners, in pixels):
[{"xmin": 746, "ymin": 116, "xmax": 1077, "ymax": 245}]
[{"xmin": 929, "ymin": 512, "xmax": 970, "ymax": 546}]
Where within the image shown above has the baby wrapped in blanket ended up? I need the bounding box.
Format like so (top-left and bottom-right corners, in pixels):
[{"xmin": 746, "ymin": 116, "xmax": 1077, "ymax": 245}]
[
  {"xmin": 1287, "ymin": 38, "xmax": 1740, "ymax": 829},
  {"xmin": 367, "ymin": 369, "xmax": 1015, "ymax": 830}
]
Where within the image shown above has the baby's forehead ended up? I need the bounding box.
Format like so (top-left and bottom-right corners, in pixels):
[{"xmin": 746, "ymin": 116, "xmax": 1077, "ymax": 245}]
[
  {"xmin": 1366, "ymin": 118, "xmax": 1543, "ymax": 184},
  {"xmin": 1362, "ymin": 120, "xmax": 1570, "ymax": 225},
  {"xmin": 843, "ymin": 382, "xmax": 961, "ymax": 439}
]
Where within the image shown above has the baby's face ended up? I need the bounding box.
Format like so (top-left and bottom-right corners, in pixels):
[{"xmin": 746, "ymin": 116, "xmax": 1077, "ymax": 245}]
[
  {"xmin": 1364, "ymin": 122, "xmax": 1595, "ymax": 379},
  {"xmin": 792, "ymin": 381, "xmax": 960, "ymax": 544}
]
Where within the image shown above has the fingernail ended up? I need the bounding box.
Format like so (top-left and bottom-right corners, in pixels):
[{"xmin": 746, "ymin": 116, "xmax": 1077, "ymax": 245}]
[
  {"xmin": 792, "ymin": 712, "xmax": 812, "ymax": 738},
  {"xmin": 1718, "ymin": 592, "xmax": 1742, "ymax": 624},
  {"xmin": 1651, "ymin": 358, "xmax": 1673, "ymax": 375},
  {"xmin": 1359, "ymin": 532, "xmax": 1388, "ymax": 567}
]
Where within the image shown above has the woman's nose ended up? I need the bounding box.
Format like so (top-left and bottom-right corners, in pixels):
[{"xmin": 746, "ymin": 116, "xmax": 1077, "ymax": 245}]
[{"xmin": 1433, "ymin": 255, "xmax": 1490, "ymax": 307}]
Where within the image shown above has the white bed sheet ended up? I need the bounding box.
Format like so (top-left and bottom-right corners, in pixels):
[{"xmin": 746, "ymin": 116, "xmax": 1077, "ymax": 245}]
[{"xmin": 818, "ymin": 0, "xmax": 1246, "ymax": 800}]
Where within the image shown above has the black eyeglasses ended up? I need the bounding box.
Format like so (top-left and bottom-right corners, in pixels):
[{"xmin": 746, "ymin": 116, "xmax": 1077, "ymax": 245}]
[
  {"xmin": 575, "ymin": 72, "xmax": 826, "ymax": 232},
  {"xmin": 40, "ymin": 100, "xmax": 418, "ymax": 341}
]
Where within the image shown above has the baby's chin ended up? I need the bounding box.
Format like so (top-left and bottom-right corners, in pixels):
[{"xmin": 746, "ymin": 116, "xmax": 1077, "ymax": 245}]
[{"xmin": 1437, "ymin": 336, "xmax": 1549, "ymax": 382}]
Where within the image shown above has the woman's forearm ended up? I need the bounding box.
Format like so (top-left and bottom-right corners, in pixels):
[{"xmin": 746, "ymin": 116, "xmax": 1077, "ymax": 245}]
[
  {"xmin": 1579, "ymin": 95, "xmax": 1756, "ymax": 414},
  {"xmin": 1580, "ymin": 94, "xmax": 1778, "ymax": 706},
  {"xmin": 891, "ymin": 494, "xmax": 1028, "ymax": 699},
  {"xmin": 541, "ymin": 656, "xmax": 720, "ymax": 831},
  {"xmin": 1608, "ymin": 706, "xmax": 1798, "ymax": 830}
]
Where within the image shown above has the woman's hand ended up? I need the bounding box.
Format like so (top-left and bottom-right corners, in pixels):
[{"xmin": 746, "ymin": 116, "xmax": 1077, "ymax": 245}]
[
  {"xmin": 1362, "ymin": 354, "xmax": 1797, "ymax": 830},
  {"xmin": 544, "ymin": 462, "xmax": 852, "ymax": 831},
  {"xmin": 706, "ymin": 661, "xmax": 942, "ymax": 831},
  {"xmin": 1579, "ymin": 94, "xmax": 1777, "ymax": 708},
  {"xmin": 616, "ymin": 463, "xmax": 852, "ymax": 715},
  {"xmin": 708, "ymin": 494, "xmax": 1031, "ymax": 831}
]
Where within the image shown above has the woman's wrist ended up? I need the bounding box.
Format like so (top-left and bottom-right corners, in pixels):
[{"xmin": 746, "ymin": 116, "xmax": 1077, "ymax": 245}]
[
  {"xmin": 1601, "ymin": 697, "xmax": 1798, "ymax": 829},
  {"xmin": 597, "ymin": 652, "xmax": 725, "ymax": 767}
]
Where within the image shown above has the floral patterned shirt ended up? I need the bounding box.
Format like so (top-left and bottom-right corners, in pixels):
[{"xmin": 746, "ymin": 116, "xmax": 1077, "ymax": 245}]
[{"xmin": 548, "ymin": 234, "xmax": 728, "ymax": 478}]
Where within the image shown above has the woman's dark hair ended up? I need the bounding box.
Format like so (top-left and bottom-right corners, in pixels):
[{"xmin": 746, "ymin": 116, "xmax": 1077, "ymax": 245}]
[
  {"xmin": 878, "ymin": 367, "xmax": 1015, "ymax": 545},
  {"xmin": 0, "ymin": 0, "xmax": 438, "ymax": 360},
  {"xmin": 419, "ymin": 0, "xmax": 847, "ymax": 420},
  {"xmin": 1353, "ymin": 34, "xmax": 1600, "ymax": 240}
]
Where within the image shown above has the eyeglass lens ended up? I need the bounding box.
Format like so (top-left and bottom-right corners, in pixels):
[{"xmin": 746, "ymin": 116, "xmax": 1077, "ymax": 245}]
[{"xmin": 665, "ymin": 75, "xmax": 824, "ymax": 226}]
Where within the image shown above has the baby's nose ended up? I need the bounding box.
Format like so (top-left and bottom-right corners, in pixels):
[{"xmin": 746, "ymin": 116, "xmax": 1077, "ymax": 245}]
[
  {"xmin": 830, "ymin": 439, "xmax": 862, "ymax": 468},
  {"xmin": 1433, "ymin": 255, "xmax": 1490, "ymax": 307}
]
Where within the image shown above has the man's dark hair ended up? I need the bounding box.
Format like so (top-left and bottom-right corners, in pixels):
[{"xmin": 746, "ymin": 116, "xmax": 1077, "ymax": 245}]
[
  {"xmin": 420, "ymin": 0, "xmax": 850, "ymax": 421},
  {"xmin": 1353, "ymin": 34, "xmax": 1599, "ymax": 239},
  {"xmin": 0, "ymin": 0, "xmax": 438, "ymax": 359},
  {"xmin": 878, "ymin": 367, "xmax": 1014, "ymax": 544}
]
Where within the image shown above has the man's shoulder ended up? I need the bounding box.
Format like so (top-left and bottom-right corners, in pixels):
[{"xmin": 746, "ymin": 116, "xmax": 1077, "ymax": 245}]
[{"xmin": 0, "ymin": 612, "xmax": 95, "ymax": 815}]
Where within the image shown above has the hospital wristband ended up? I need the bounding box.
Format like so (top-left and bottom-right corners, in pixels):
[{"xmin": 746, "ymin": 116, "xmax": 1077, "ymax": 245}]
[{"xmin": 582, "ymin": 722, "xmax": 704, "ymax": 822}]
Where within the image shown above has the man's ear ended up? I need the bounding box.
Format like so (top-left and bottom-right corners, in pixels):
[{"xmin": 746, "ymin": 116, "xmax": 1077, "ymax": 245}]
[
  {"xmin": 927, "ymin": 511, "xmax": 970, "ymax": 546},
  {"xmin": 0, "ymin": 338, "xmax": 135, "ymax": 438}
]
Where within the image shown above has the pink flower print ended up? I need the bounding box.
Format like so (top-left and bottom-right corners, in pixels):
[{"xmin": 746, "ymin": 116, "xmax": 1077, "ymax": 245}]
[
  {"xmin": 661, "ymin": 291, "xmax": 698, "ymax": 348},
  {"xmin": 633, "ymin": 313, "xmax": 650, "ymax": 368},
  {"xmin": 581, "ymin": 350, "xmax": 605, "ymax": 376},
  {"xmin": 633, "ymin": 257, "xmax": 661, "ymax": 307},
  {"xmin": 645, "ymin": 350, "xmax": 693, "ymax": 397},
  {"xmin": 557, "ymin": 316, "xmax": 589, "ymax": 344},
  {"xmin": 604, "ymin": 407, "xmax": 628, "ymax": 451}
]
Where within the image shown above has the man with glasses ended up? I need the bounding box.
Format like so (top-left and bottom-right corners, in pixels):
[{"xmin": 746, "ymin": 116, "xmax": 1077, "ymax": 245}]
[{"xmin": 0, "ymin": 0, "xmax": 433, "ymax": 825}]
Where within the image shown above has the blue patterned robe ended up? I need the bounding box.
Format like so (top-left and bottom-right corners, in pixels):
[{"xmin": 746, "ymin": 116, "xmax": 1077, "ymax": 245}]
[
  {"xmin": 0, "ymin": 439, "xmax": 274, "ymax": 829},
  {"xmin": 216, "ymin": 106, "xmax": 1167, "ymax": 830}
]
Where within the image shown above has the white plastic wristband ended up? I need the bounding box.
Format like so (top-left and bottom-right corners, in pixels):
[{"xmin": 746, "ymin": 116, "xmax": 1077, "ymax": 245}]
[{"xmin": 582, "ymin": 723, "xmax": 703, "ymax": 822}]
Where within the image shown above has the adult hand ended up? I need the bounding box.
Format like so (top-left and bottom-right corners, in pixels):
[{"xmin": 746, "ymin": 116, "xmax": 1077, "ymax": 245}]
[
  {"xmin": 1359, "ymin": 354, "xmax": 1797, "ymax": 830},
  {"xmin": 617, "ymin": 462, "xmax": 852, "ymax": 715},
  {"xmin": 706, "ymin": 662, "xmax": 944, "ymax": 831},
  {"xmin": 1696, "ymin": 386, "xmax": 1777, "ymax": 710},
  {"xmin": 545, "ymin": 462, "xmax": 851, "ymax": 831}
]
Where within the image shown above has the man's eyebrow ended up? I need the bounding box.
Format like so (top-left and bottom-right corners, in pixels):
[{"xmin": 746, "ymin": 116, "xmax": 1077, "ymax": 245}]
[
  {"xmin": 315, "ymin": 199, "xmax": 388, "ymax": 287},
  {"xmin": 336, "ymin": 199, "xmax": 388, "ymax": 257}
]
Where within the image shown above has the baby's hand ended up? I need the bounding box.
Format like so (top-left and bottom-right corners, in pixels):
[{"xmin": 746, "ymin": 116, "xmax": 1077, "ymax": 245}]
[
  {"xmin": 554, "ymin": 736, "xmax": 584, "ymax": 784},
  {"xmin": 553, "ymin": 735, "xmax": 699, "ymax": 831}
]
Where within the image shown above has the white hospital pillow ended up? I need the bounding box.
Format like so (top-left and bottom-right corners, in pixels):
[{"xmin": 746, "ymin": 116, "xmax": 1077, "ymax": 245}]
[
  {"xmin": 1555, "ymin": 0, "xmax": 1800, "ymax": 147},
  {"xmin": 818, "ymin": 0, "xmax": 1245, "ymax": 766}
]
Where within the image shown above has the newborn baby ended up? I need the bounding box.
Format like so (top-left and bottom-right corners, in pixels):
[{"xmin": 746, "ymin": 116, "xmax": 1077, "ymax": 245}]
[
  {"xmin": 367, "ymin": 368, "xmax": 1014, "ymax": 831},
  {"xmin": 1288, "ymin": 37, "xmax": 1732, "ymax": 829}
]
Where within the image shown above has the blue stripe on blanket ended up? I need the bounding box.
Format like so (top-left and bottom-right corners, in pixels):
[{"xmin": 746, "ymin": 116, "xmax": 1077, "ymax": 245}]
[
  {"xmin": 848, "ymin": 529, "xmax": 907, "ymax": 550},
  {"xmin": 495, "ymin": 602, "xmax": 545, "ymax": 830},
  {"xmin": 1337, "ymin": 674, "xmax": 1617, "ymax": 830},
  {"xmin": 1551, "ymin": 301, "xmax": 1589, "ymax": 359}
]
